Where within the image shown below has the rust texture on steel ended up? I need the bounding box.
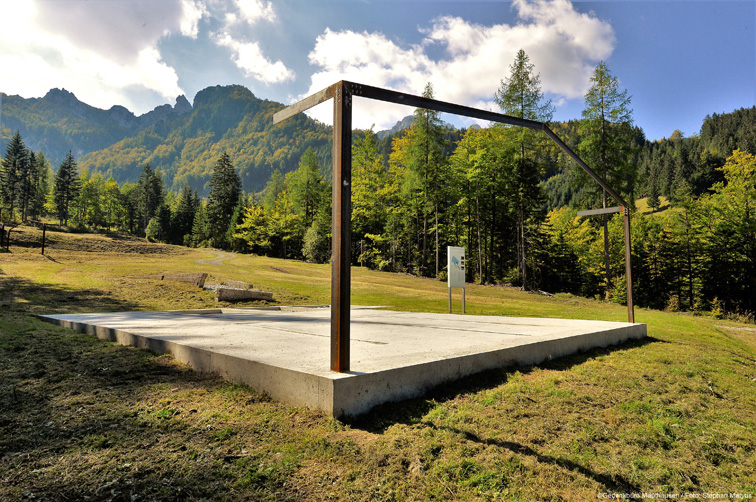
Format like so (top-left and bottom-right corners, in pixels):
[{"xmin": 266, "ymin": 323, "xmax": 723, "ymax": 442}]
[
  {"xmin": 623, "ymin": 206, "xmax": 635, "ymax": 323},
  {"xmin": 274, "ymin": 80, "xmax": 637, "ymax": 372},
  {"xmin": 331, "ymin": 82, "xmax": 352, "ymax": 372}
]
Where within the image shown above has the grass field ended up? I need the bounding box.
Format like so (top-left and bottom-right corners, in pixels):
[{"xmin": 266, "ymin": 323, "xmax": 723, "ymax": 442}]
[
  {"xmin": 2, "ymin": 225, "xmax": 755, "ymax": 501},
  {"xmin": 635, "ymin": 196, "xmax": 674, "ymax": 216}
]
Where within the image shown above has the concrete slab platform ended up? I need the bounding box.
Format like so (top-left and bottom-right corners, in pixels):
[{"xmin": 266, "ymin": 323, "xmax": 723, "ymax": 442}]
[{"xmin": 39, "ymin": 307, "xmax": 646, "ymax": 417}]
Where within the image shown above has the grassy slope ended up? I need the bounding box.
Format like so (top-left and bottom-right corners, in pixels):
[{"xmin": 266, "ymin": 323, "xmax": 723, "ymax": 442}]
[
  {"xmin": 636, "ymin": 196, "xmax": 675, "ymax": 217},
  {"xmin": 1, "ymin": 226, "xmax": 755, "ymax": 501}
]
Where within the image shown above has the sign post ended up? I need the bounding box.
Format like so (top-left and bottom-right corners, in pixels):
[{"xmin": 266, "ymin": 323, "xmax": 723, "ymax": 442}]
[{"xmin": 447, "ymin": 246, "xmax": 466, "ymax": 314}]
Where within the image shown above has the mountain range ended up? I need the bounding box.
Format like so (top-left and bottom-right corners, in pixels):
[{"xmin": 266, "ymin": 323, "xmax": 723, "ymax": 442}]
[
  {"xmin": 2, "ymin": 85, "xmax": 754, "ymax": 203},
  {"xmin": 0, "ymin": 85, "xmax": 335, "ymax": 193}
]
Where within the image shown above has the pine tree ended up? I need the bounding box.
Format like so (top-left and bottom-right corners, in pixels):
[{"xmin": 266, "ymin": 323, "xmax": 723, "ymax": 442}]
[
  {"xmin": 18, "ymin": 151, "xmax": 37, "ymax": 221},
  {"xmin": 647, "ymin": 175, "xmax": 661, "ymax": 211},
  {"xmin": 494, "ymin": 49, "xmax": 554, "ymax": 289},
  {"xmin": 30, "ymin": 152, "xmax": 51, "ymax": 221},
  {"xmin": 137, "ymin": 164, "xmax": 164, "ymax": 235},
  {"xmin": 287, "ymin": 147, "xmax": 324, "ymax": 230},
  {"xmin": 351, "ymin": 128, "xmax": 388, "ymax": 267},
  {"xmin": 188, "ymin": 202, "xmax": 209, "ymax": 248},
  {"xmin": 206, "ymin": 152, "xmax": 241, "ymax": 248},
  {"xmin": 53, "ymin": 151, "xmax": 81, "ymax": 226},
  {"xmin": 407, "ymin": 82, "xmax": 447, "ymax": 276},
  {"xmin": 172, "ymin": 184, "xmax": 199, "ymax": 245},
  {"xmin": 579, "ymin": 61, "xmax": 635, "ymax": 297},
  {"xmin": 263, "ymin": 168, "xmax": 284, "ymax": 209},
  {"xmin": 1, "ymin": 131, "xmax": 28, "ymax": 220}
]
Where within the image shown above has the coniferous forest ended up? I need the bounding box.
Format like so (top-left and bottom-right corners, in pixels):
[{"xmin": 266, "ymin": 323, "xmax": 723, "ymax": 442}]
[{"xmin": 2, "ymin": 54, "xmax": 755, "ymax": 319}]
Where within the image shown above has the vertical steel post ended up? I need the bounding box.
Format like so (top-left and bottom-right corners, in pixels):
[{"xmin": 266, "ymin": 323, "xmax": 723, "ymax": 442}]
[
  {"xmin": 623, "ymin": 206, "xmax": 635, "ymax": 323},
  {"xmin": 331, "ymin": 82, "xmax": 352, "ymax": 372}
]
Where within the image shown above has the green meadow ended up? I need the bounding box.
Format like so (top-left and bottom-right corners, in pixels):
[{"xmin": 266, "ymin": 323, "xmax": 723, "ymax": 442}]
[{"xmin": 1, "ymin": 226, "xmax": 754, "ymax": 501}]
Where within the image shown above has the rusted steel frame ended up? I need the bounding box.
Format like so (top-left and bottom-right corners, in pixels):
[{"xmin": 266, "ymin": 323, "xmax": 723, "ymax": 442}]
[
  {"xmin": 623, "ymin": 207, "xmax": 635, "ymax": 323},
  {"xmin": 273, "ymin": 84, "xmax": 337, "ymax": 125},
  {"xmin": 331, "ymin": 82, "xmax": 352, "ymax": 372},
  {"xmin": 577, "ymin": 206, "xmax": 621, "ymax": 217},
  {"xmin": 273, "ymin": 81, "xmax": 638, "ymax": 371},
  {"xmin": 541, "ymin": 125, "xmax": 628, "ymax": 208},
  {"xmin": 353, "ymin": 82, "xmax": 543, "ymax": 130}
]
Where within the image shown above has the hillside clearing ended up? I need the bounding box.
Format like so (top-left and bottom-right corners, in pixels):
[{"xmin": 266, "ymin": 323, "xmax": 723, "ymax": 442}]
[{"xmin": 1, "ymin": 229, "xmax": 755, "ymax": 501}]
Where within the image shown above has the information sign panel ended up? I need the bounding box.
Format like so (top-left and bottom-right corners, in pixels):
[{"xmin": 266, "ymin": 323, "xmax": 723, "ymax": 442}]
[{"xmin": 448, "ymin": 246, "xmax": 466, "ymax": 288}]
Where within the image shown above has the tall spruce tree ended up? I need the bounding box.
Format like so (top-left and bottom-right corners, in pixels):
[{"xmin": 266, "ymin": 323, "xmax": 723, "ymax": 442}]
[
  {"xmin": 1, "ymin": 131, "xmax": 28, "ymax": 220},
  {"xmin": 494, "ymin": 49, "xmax": 554, "ymax": 289},
  {"xmin": 351, "ymin": 128, "xmax": 388, "ymax": 267},
  {"xmin": 53, "ymin": 151, "xmax": 81, "ymax": 226},
  {"xmin": 172, "ymin": 184, "xmax": 200, "ymax": 245},
  {"xmin": 30, "ymin": 152, "xmax": 51, "ymax": 221},
  {"xmin": 409, "ymin": 82, "xmax": 447, "ymax": 276},
  {"xmin": 579, "ymin": 61, "xmax": 635, "ymax": 297},
  {"xmin": 287, "ymin": 147, "xmax": 323, "ymax": 230},
  {"xmin": 206, "ymin": 152, "xmax": 241, "ymax": 248},
  {"xmin": 137, "ymin": 163, "xmax": 164, "ymax": 235}
]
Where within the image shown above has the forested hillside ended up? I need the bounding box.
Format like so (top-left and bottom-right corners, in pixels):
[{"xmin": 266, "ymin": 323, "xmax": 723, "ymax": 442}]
[
  {"xmin": 79, "ymin": 86, "xmax": 332, "ymax": 194},
  {"xmin": 2, "ymin": 65, "xmax": 755, "ymax": 317},
  {"xmin": 0, "ymin": 89, "xmax": 191, "ymax": 167},
  {"xmin": 541, "ymin": 106, "xmax": 756, "ymax": 211}
]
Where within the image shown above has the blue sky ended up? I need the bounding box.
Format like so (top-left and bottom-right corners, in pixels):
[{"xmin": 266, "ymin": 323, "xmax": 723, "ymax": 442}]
[{"xmin": 0, "ymin": 0, "xmax": 753, "ymax": 141}]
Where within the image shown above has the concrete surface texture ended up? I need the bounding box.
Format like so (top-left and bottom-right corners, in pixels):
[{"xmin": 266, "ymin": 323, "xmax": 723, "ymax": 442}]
[{"xmin": 40, "ymin": 307, "xmax": 647, "ymax": 417}]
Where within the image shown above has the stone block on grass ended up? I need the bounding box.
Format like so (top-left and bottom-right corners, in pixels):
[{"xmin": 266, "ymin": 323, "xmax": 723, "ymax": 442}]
[
  {"xmin": 222, "ymin": 279, "xmax": 252, "ymax": 290},
  {"xmin": 216, "ymin": 287, "xmax": 273, "ymax": 302},
  {"xmin": 161, "ymin": 272, "xmax": 208, "ymax": 288}
]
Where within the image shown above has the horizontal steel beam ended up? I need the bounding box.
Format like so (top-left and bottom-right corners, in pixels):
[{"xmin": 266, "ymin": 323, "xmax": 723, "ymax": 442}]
[
  {"xmin": 272, "ymin": 79, "xmax": 637, "ymax": 339},
  {"xmin": 541, "ymin": 125, "xmax": 628, "ymax": 208},
  {"xmin": 272, "ymin": 80, "xmax": 543, "ymax": 130},
  {"xmin": 273, "ymin": 84, "xmax": 337, "ymax": 125},
  {"xmin": 350, "ymin": 81, "xmax": 543, "ymax": 130},
  {"xmin": 577, "ymin": 206, "xmax": 622, "ymax": 217}
]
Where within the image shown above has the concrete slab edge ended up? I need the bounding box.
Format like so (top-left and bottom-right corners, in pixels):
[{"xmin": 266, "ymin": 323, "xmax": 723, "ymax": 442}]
[
  {"xmin": 332, "ymin": 323, "xmax": 646, "ymax": 417},
  {"xmin": 38, "ymin": 313, "xmax": 646, "ymax": 418},
  {"xmin": 37, "ymin": 314, "xmax": 339, "ymax": 414}
]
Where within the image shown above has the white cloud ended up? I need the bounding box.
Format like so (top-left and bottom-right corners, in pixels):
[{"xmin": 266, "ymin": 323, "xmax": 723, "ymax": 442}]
[
  {"xmin": 216, "ymin": 33, "xmax": 295, "ymax": 84},
  {"xmin": 302, "ymin": 0, "xmax": 615, "ymax": 129},
  {"xmin": 180, "ymin": 0, "xmax": 208, "ymax": 38},
  {"xmin": 234, "ymin": 0, "xmax": 276, "ymax": 25},
  {"xmin": 0, "ymin": 0, "xmax": 191, "ymax": 114},
  {"xmin": 212, "ymin": 0, "xmax": 294, "ymax": 84}
]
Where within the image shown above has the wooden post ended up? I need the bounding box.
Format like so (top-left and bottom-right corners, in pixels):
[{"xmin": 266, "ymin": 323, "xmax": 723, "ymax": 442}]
[{"xmin": 41, "ymin": 223, "xmax": 46, "ymax": 255}]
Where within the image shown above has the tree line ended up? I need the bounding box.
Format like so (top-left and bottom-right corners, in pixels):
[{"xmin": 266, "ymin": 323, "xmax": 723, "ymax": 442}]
[{"xmin": 2, "ymin": 52, "xmax": 753, "ymax": 318}]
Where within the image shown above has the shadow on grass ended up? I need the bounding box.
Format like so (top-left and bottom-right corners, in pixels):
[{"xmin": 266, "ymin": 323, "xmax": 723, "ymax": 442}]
[
  {"xmin": 0, "ymin": 280, "xmax": 280, "ymax": 501},
  {"xmin": 427, "ymin": 423, "xmax": 641, "ymax": 492},
  {"xmin": 0, "ymin": 275, "xmax": 140, "ymax": 315},
  {"xmin": 350, "ymin": 336, "xmax": 663, "ymax": 433},
  {"xmin": 346, "ymin": 337, "xmax": 662, "ymax": 494}
]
